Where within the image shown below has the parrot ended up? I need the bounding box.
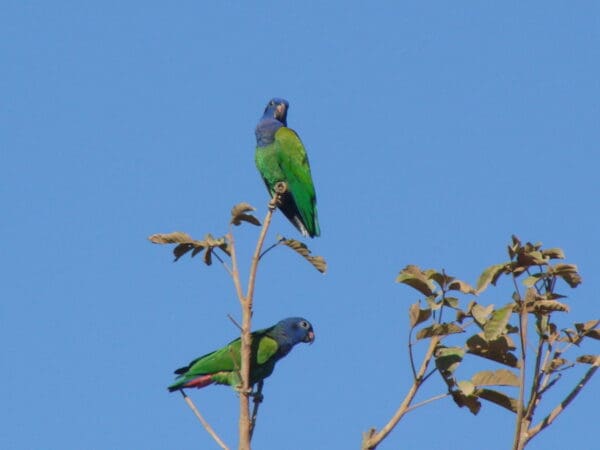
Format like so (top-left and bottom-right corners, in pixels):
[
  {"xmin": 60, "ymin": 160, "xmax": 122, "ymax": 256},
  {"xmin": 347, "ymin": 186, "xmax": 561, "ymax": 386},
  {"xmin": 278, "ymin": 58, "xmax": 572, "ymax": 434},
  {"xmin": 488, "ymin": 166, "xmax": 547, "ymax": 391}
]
[
  {"xmin": 168, "ymin": 317, "xmax": 315, "ymax": 391},
  {"xmin": 255, "ymin": 98, "xmax": 321, "ymax": 238}
]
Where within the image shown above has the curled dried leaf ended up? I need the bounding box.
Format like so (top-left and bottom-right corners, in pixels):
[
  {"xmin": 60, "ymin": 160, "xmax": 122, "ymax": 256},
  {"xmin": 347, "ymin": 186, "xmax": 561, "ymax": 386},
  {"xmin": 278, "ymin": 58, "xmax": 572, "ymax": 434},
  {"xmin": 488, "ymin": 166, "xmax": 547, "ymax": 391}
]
[
  {"xmin": 149, "ymin": 231, "xmax": 194, "ymax": 244},
  {"xmin": 529, "ymin": 300, "xmax": 570, "ymax": 313},
  {"xmin": 230, "ymin": 202, "xmax": 261, "ymax": 226},
  {"xmin": 542, "ymin": 247, "xmax": 565, "ymax": 260},
  {"xmin": 280, "ymin": 238, "xmax": 327, "ymax": 273}
]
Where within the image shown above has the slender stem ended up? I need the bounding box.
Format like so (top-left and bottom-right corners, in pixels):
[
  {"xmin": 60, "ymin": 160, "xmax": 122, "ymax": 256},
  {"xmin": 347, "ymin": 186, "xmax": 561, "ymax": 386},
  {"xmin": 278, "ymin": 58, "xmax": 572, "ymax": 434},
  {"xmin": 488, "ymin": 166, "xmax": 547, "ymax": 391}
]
[
  {"xmin": 524, "ymin": 330, "xmax": 545, "ymax": 422},
  {"xmin": 525, "ymin": 359, "xmax": 599, "ymax": 444},
  {"xmin": 180, "ymin": 391, "xmax": 230, "ymax": 450},
  {"xmin": 362, "ymin": 337, "xmax": 440, "ymax": 450},
  {"xmin": 213, "ymin": 249, "xmax": 233, "ymax": 276},
  {"xmin": 404, "ymin": 392, "xmax": 449, "ymax": 414},
  {"xmin": 228, "ymin": 230, "xmax": 245, "ymax": 303},
  {"xmin": 238, "ymin": 199, "xmax": 276, "ymax": 450},
  {"xmin": 512, "ymin": 279, "xmax": 528, "ymax": 450},
  {"xmin": 407, "ymin": 329, "xmax": 417, "ymax": 381},
  {"xmin": 227, "ymin": 314, "xmax": 242, "ymax": 331},
  {"xmin": 259, "ymin": 239, "xmax": 283, "ymax": 260}
]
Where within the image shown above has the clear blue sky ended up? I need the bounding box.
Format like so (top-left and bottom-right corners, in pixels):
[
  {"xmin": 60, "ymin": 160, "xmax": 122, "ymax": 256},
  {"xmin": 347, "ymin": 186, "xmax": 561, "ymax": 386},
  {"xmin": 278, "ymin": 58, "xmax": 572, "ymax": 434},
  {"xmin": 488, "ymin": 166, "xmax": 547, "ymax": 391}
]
[{"xmin": 2, "ymin": 2, "xmax": 598, "ymax": 449}]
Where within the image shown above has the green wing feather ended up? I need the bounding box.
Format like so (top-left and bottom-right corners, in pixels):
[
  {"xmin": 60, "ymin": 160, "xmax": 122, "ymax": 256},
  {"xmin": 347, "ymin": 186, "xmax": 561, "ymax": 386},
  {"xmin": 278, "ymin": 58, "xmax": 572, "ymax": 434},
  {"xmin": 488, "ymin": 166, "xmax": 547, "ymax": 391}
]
[
  {"xmin": 172, "ymin": 329, "xmax": 281, "ymax": 388},
  {"xmin": 256, "ymin": 335, "xmax": 279, "ymax": 364},
  {"xmin": 274, "ymin": 128, "xmax": 320, "ymax": 236}
]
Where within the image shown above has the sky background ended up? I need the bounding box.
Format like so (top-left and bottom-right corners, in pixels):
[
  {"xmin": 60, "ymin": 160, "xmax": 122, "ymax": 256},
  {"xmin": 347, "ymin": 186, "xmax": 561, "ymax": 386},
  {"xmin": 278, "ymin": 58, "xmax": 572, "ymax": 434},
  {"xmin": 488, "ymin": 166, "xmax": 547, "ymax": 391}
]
[{"xmin": 2, "ymin": 2, "xmax": 598, "ymax": 449}]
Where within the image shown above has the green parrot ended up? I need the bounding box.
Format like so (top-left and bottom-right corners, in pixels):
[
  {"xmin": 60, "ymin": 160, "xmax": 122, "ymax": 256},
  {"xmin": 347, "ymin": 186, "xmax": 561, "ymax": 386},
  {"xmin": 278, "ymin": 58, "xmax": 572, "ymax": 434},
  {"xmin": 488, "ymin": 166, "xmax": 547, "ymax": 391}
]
[
  {"xmin": 168, "ymin": 317, "xmax": 315, "ymax": 391},
  {"xmin": 255, "ymin": 98, "xmax": 321, "ymax": 237}
]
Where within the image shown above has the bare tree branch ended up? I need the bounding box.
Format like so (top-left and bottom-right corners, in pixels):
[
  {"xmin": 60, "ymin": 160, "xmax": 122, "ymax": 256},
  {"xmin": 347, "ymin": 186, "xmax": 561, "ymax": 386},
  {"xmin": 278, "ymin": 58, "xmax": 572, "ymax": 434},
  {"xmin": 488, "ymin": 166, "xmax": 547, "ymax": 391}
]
[
  {"xmin": 362, "ymin": 336, "xmax": 440, "ymax": 450},
  {"xmin": 238, "ymin": 195, "xmax": 277, "ymax": 450},
  {"xmin": 181, "ymin": 391, "xmax": 230, "ymax": 450},
  {"xmin": 525, "ymin": 359, "xmax": 599, "ymax": 444}
]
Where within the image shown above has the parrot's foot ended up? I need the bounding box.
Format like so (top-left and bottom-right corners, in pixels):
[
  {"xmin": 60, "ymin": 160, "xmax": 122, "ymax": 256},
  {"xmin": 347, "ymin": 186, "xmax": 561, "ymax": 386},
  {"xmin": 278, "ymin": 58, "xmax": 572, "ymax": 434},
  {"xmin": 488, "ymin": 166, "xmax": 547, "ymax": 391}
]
[
  {"xmin": 234, "ymin": 386, "xmax": 253, "ymax": 395},
  {"xmin": 250, "ymin": 391, "xmax": 264, "ymax": 403},
  {"xmin": 269, "ymin": 182, "xmax": 287, "ymax": 211},
  {"xmin": 274, "ymin": 181, "xmax": 287, "ymax": 194}
]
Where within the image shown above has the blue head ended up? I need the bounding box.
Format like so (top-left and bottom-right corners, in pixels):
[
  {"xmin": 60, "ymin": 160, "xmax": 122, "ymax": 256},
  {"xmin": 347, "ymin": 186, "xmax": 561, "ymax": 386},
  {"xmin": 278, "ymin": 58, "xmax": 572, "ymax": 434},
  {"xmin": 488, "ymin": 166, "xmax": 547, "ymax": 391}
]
[
  {"xmin": 270, "ymin": 317, "xmax": 315, "ymax": 350},
  {"xmin": 255, "ymin": 98, "xmax": 290, "ymax": 146},
  {"xmin": 261, "ymin": 97, "xmax": 289, "ymax": 126}
]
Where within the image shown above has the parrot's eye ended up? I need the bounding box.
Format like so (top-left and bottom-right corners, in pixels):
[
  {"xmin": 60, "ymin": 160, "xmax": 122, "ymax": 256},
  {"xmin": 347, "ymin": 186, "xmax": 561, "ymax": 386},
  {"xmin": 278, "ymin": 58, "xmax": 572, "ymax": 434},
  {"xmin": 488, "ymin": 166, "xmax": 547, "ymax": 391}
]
[
  {"xmin": 269, "ymin": 101, "xmax": 275, "ymax": 106},
  {"xmin": 299, "ymin": 320, "xmax": 309, "ymax": 329}
]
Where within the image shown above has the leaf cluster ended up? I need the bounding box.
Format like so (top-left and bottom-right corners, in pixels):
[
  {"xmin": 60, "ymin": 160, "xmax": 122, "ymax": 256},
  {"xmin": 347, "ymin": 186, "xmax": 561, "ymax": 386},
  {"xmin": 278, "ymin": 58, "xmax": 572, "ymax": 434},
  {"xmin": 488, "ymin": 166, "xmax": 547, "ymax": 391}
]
[{"xmin": 398, "ymin": 236, "xmax": 596, "ymax": 420}]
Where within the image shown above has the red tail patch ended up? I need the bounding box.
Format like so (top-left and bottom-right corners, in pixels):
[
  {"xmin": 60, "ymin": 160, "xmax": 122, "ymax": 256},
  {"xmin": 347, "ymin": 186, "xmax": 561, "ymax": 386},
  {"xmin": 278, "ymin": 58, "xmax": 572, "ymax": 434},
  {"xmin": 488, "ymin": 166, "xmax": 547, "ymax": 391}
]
[{"xmin": 183, "ymin": 374, "xmax": 215, "ymax": 389}]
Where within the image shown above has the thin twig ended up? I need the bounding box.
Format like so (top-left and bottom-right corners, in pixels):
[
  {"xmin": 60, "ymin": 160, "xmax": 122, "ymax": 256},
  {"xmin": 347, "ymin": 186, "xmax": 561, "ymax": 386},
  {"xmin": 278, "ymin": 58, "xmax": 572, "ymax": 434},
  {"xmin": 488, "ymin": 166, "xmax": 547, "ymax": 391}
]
[
  {"xmin": 407, "ymin": 329, "xmax": 417, "ymax": 381},
  {"xmin": 512, "ymin": 277, "xmax": 528, "ymax": 450},
  {"xmin": 213, "ymin": 249, "xmax": 233, "ymax": 276},
  {"xmin": 259, "ymin": 239, "xmax": 283, "ymax": 260},
  {"xmin": 404, "ymin": 392, "xmax": 449, "ymax": 414},
  {"xmin": 524, "ymin": 328, "xmax": 546, "ymax": 422},
  {"xmin": 180, "ymin": 391, "xmax": 230, "ymax": 450},
  {"xmin": 227, "ymin": 314, "xmax": 242, "ymax": 331},
  {"xmin": 362, "ymin": 336, "xmax": 440, "ymax": 450},
  {"xmin": 228, "ymin": 231, "xmax": 245, "ymax": 303},
  {"xmin": 525, "ymin": 359, "xmax": 599, "ymax": 444}
]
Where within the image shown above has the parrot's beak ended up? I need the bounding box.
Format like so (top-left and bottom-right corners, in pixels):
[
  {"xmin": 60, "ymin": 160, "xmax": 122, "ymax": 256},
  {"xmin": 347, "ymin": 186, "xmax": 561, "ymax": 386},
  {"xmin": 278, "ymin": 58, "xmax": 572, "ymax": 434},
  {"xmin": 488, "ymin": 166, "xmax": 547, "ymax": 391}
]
[
  {"xmin": 305, "ymin": 330, "xmax": 315, "ymax": 344},
  {"xmin": 275, "ymin": 103, "xmax": 286, "ymax": 120}
]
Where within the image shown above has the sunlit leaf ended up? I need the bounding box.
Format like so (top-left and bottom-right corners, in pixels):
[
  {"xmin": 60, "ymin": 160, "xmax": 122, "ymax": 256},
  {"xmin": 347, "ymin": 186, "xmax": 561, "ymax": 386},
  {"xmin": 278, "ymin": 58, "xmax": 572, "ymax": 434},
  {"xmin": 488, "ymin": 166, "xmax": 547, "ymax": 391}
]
[
  {"xmin": 443, "ymin": 297, "xmax": 459, "ymax": 308},
  {"xmin": 471, "ymin": 303, "xmax": 494, "ymax": 327},
  {"xmin": 476, "ymin": 263, "xmax": 507, "ymax": 293},
  {"xmin": 425, "ymin": 295, "xmax": 442, "ymax": 311},
  {"xmin": 553, "ymin": 263, "xmax": 582, "ymax": 288},
  {"xmin": 472, "ymin": 369, "xmax": 519, "ymax": 387},
  {"xmin": 530, "ymin": 300, "xmax": 570, "ymax": 313},
  {"xmin": 428, "ymin": 271, "xmax": 454, "ymax": 290},
  {"xmin": 280, "ymin": 238, "xmax": 327, "ymax": 273},
  {"xmin": 149, "ymin": 231, "xmax": 196, "ymax": 244},
  {"xmin": 542, "ymin": 247, "xmax": 565, "ymax": 260},
  {"xmin": 416, "ymin": 323, "xmax": 463, "ymax": 340},
  {"xmin": 409, "ymin": 302, "xmax": 432, "ymax": 328},
  {"xmin": 448, "ymin": 279, "xmax": 476, "ymax": 294},
  {"xmin": 458, "ymin": 380, "xmax": 475, "ymax": 396},
  {"xmin": 396, "ymin": 265, "xmax": 436, "ymax": 296},
  {"xmin": 477, "ymin": 388, "xmax": 518, "ymax": 413},
  {"xmin": 483, "ymin": 304, "xmax": 514, "ymax": 341}
]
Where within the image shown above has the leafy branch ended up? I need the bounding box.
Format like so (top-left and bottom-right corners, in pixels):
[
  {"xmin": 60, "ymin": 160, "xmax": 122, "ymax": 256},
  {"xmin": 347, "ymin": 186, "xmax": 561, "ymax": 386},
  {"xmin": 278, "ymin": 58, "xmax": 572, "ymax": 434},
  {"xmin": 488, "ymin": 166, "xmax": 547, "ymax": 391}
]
[
  {"xmin": 149, "ymin": 197, "xmax": 326, "ymax": 450},
  {"xmin": 362, "ymin": 236, "xmax": 597, "ymax": 449}
]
